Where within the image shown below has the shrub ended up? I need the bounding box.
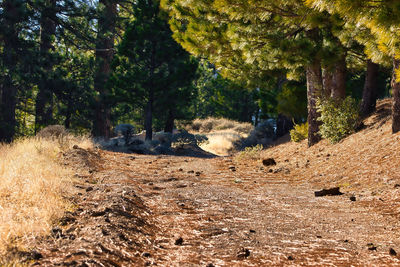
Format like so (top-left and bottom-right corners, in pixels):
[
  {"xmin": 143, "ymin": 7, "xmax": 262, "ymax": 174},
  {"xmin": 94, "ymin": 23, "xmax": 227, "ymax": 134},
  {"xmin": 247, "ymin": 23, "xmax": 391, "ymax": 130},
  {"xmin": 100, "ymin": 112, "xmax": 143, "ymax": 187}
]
[
  {"xmin": 113, "ymin": 124, "xmax": 135, "ymax": 144},
  {"xmin": 235, "ymin": 144, "xmax": 264, "ymax": 160},
  {"xmin": 185, "ymin": 117, "xmax": 253, "ymax": 135},
  {"xmin": 171, "ymin": 130, "xmax": 208, "ymax": 147},
  {"xmin": 239, "ymin": 120, "xmax": 275, "ymax": 148},
  {"xmin": 317, "ymin": 96, "xmax": 360, "ymax": 144},
  {"xmin": 36, "ymin": 125, "xmax": 68, "ymax": 138},
  {"xmin": 290, "ymin": 122, "xmax": 308, "ymax": 142}
]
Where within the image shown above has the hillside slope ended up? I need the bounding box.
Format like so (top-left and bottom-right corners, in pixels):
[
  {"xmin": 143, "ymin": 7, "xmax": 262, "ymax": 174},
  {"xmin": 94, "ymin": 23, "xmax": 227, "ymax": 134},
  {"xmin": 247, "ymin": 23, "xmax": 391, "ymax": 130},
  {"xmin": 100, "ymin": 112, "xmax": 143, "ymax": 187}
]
[{"xmin": 261, "ymin": 99, "xmax": 400, "ymax": 203}]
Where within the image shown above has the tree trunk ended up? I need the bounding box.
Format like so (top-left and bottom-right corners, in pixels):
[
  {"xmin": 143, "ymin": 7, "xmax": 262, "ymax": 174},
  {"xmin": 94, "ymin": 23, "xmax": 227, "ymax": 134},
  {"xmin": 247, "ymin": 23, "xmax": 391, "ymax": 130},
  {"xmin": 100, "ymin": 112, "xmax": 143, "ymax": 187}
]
[
  {"xmin": 144, "ymin": 91, "xmax": 154, "ymax": 141},
  {"xmin": 35, "ymin": 0, "xmax": 57, "ymax": 132},
  {"xmin": 64, "ymin": 91, "xmax": 73, "ymax": 129},
  {"xmin": 164, "ymin": 108, "xmax": 175, "ymax": 133},
  {"xmin": 0, "ymin": 0, "xmax": 20, "ymax": 142},
  {"xmin": 322, "ymin": 68, "xmax": 333, "ymax": 98},
  {"xmin": 360, "ymin": 60, "xmax": 379, "ymax": 117},
  {"xmin": 392, "ymin": 58, "xmax": 400, "ymax": 133},
  {"xmin": 330, "ymin": 53, "xmax": 347, "ymax": 100},
  {"xmin": 92, "ymin": 0, "xmax": 117, "ymax": 138},
  {"xmin": 276, "ymin": 114, "xmax": 293, "ymax": 138},
  {"xmin": 306, "ymin": 58, "xmax": 323, "ymax": 147}
]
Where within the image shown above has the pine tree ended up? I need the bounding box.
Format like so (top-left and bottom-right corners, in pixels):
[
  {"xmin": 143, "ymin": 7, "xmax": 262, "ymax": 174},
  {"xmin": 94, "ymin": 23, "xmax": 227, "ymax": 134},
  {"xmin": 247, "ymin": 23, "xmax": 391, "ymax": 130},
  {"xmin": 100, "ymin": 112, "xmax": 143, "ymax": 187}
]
[
  {"xmin": 35, "ymin": 0, "xmax": 58, "ymax": 132},
  {"xmin": 112, "ymin": 0, "xmax": 198, "ymax": 140},
  {"xmin": 92, "ymin": 0, "xmax": 118, "ymax": 138},
  {"xmin": 306, "ymin": 0, "xmax": 400, "ymax": 132},
  {"xmin": 0, "ymin": 0, "xmax": 31, "ymax": 142},
  {"xmin": 162, "ymin": 0, "xmax": 350, "ymax": 146}
]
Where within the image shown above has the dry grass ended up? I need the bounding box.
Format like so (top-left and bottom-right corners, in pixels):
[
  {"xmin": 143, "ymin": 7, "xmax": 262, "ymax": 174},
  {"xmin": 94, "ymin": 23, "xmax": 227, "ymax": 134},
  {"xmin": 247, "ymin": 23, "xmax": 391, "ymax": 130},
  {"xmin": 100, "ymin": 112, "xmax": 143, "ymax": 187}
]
[
  {"xmin": 0, "ymin": 135, "xmax": 93, "ymax": 262},
  {"xmin": 186, "ymin": 117, "xmax": 253, "ymax": 135},
  {"xmin": 186, "ymin": 118, "xmax": 253, "ymax": 156},
  {"xmin": 259, "ymin": 98, "xmax": 400, "ymax": 194},
  {"xmin": 199, "ymin": 133, "xmax": 241, "ymax": 156}
]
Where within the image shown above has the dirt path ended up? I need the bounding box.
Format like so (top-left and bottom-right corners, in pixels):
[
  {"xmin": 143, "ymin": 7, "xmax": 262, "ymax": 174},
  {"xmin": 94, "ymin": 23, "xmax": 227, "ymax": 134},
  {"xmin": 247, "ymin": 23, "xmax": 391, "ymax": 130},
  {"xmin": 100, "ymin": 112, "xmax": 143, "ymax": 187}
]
[{"xmin": 34, "ymin": 150, "xmax": 400, "ymax": 266}]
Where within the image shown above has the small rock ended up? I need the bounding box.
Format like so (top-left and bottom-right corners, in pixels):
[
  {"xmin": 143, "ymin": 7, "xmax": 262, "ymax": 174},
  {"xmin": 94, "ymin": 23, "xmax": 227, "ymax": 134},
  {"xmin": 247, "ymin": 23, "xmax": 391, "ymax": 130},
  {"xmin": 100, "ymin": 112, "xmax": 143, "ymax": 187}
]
[
  {"xmin": 314, "ymin": 187, "xmax": 343, "ymax": 197},
  {"xmin": 31, "ymin": 250, "xmax": 43, "ymax": 260},
  {"xmin": 91, "ymin": 210, "xmax": 106, "ymax": 217},
  {"xmin": 237, "ymin": 248, "xmax": 250, "ymax": 259},
  {"xmin": 142, "ymin": 252, "xmax": 151, "ymax": 257},
  {"xmin": 175, "ymin": 237, "xmax": 184, "ymax": 245},
  {"xmin": 178, "ymin": 168, "xmax": 183, "ymax": 172},
  {"xmin": 249, "ymin": 229, "xmax": 256, "ymax": 233},
  {"xmin": 390, "ymin": 248, "xmax": 397, "ymax": 256},
  {"xmin": 101, "ymin": 228, "xmax": 109, "ymax": 236},
  {"xmin": 66, "ymin": 226, "xmax": 76, "ymax": 233},
  {"xmin": 86, "ymin": 186, "xmax": 93, "ymax": 192},
  {"xmin": 367, "ymin": 243, "xmax": 377, "ymax": 251},
  {"xmin": 60, "ymin": 215, "xmax": 76, "ymax": 226},
  {"xmin": 316, "ymin": 235, "xmax": 322, "ymax": 238},
  {"xmin": 73, "ymin": 145, "xmax": 79, "ymax": 149},
  {"xmin": 344, "ymin": 239, "xmax": 349, "ymax": 243},
  {"xmin": 268, "ymin": 169, "xmax": 273, "ymax": 173},
  {"xmin": 350, "ymin": 196, "xmax": 356, "ymax": 201},
  {"xmin": 262, "ymin": 158, "xmax": 276, "ymax": 166},
  {"xmin": 206, "ymin": 264, "xmax": 215, "ymax": 267},
  {"xmin": 51, "ymin": 227, "xmax": 63, "ymax": 238},
  {"xmin": 195, "ymin": 172, "xmax": 201, "ymax": 176},
  {"xmin": 188, "ymin": 170, "xmax": 194, "ymax": 174},
  {"xmin": 287, "ymin": 255, "xmax": 294, "ymax": 260}
]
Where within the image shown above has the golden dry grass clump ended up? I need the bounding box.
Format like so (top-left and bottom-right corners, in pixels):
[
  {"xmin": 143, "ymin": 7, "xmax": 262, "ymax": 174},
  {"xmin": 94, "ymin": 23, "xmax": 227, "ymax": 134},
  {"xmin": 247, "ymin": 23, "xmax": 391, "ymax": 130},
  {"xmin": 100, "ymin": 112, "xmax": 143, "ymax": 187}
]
[
  {"xmin": 0, "ymin": 133, "xmax": 93, "ymax": 261},
  {"xmin": 186, "ymin": 117, "xmax": 253, "ymax": 135},
  {"xmin": 185, "ymin": 117, "xmax": 254, "ymax": 156}
]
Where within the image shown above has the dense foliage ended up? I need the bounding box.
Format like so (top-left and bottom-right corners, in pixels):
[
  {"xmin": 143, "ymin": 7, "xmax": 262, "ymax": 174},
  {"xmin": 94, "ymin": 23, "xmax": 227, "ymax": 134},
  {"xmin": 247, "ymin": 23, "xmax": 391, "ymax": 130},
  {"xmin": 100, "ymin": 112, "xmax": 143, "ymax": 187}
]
[
  {"xmin": 290, "ymin": 122, "xmax": 309, "ymax": 143},
  {"xmin": 317, "ymin": 97, "xmax": 360, "ymax": 143},
  {"xmin": 0, "ymin": 0, "xmax": 397, "ymax": 147}
]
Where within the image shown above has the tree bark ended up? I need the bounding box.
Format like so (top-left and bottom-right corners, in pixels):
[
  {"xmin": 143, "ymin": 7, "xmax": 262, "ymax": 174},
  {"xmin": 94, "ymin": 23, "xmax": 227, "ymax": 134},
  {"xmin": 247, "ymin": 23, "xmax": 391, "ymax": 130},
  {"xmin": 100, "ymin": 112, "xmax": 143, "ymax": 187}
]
[
  {"xmin": 0, "ymin": 0, "xmax": 20, "ymax": 142},
  {"xmin": 144, "ymin": 90, "xmax": 154, "ymax": 141},
  {"xmin": 360, "ymin": 60, "xmax": 379, "ymax": 117},
  {"xmin": 322, "ymin": 68, "xmax": 333, "ymax": 99},
  {"xmin": 64, "ymin": 91, "xmax": 73, "ymax": 129},
  {"xmin": 35, "ymin": 0, "xmax": 57, "ymax": 132},
  {"xmin": 306, "ymin": 58, "xmax": 323, "ymax": 147},
  {"xmin": 92, "ymin": 0, "xmax": 117, "ymax": 138},
  {"xmin": 276, "ymin": 114, "xmax": 293, "ymax": 138},
  {"xmin": 392, "ymin": 57, "xmax": 400, "ymax": 133},
  {"xmin": 330, "ymin": 53, "xmax": 347, "ymax": 100},
  {"xmin": 164, "ymin": 108, "xmax": 175, "ymax": 133}
]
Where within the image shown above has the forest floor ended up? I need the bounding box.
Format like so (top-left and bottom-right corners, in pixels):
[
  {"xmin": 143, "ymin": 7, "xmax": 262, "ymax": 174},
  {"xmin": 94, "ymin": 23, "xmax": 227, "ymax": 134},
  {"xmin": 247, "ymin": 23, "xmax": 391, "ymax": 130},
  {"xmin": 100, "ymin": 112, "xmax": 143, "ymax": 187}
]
[{"xmin": 27, "ymin": 99, "xmax": 400, "ymax": 266}]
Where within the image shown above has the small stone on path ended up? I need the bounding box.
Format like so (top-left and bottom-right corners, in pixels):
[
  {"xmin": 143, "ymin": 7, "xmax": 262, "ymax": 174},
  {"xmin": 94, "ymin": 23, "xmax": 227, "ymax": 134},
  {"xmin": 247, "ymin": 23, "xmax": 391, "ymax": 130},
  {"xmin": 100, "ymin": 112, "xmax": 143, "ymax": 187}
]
[
  {"xmin": 175, "ymin": 237, "xmax": 184, "ymax": 245},
  {"xmin": 262, "ymin": 158, "xmax": 276, "ymax": 166}
]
